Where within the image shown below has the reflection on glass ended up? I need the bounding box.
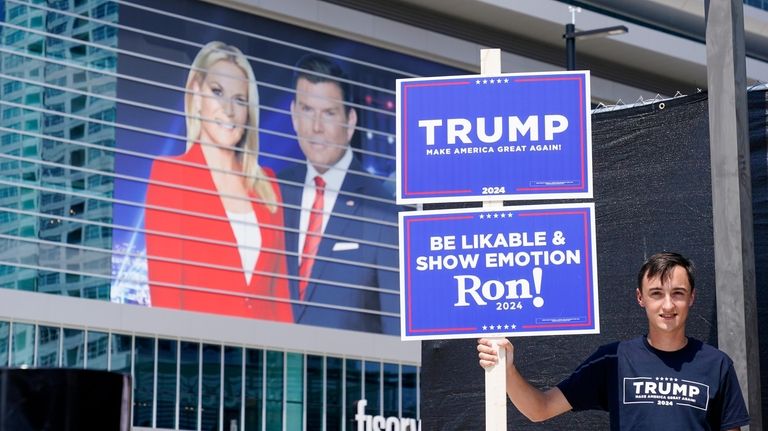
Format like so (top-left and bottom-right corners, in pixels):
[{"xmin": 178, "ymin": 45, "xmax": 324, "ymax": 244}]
[
  {"xmin": 62, "ymin": 328, "xmax": 84, "ymax": 368},
  {"xmin": 306, "ymin": 355, "xmax": 323, "ymax": 430},
  {"xmin": 156, "ymin": 339, "xmax": 178, "ymax": 429},
  {"xmin": 265, "ymin": 350, "xmax": 284, "ymax": 430},
  {"xmin": 0, "ymin": 322, "xmax": 9, "ymax": 367},
  {"xmin": 383, "ymin": 363, "xmax": 399, "ymax": 418},
  {"xmin": 37, "ymin": 325, "xmax": 60, "ymax": 367},
  {"xmin": 327, "ymin": 357, "xmax": 343, "ymax": 430},
  {"xmin": 244, "ymin": 348, "xmax": 263, "ymax": 431},
  {"xmin": 110, "ymin": 333, "xmax": 132, "ymax": 373},
  {"xmin": 402, "ymin": 365, "xmax": 418, "ymax": 419},
  {"xmin": 0, "ymin": 324, "xmax": 420, "ymax": 429},
  {"xmin": 179, "ymin": 341, "xmax": 200, "ymax": 431},
  {"xmin": 223, "ymin": 346, "xmax": 243, "ymax": 431},
  {"xmin": 133, "ymin": 336, "xmax": 155, "ymax": 427},
  {"xmin": 86, "ymin": 330, "xmax": 108, "ymax": 370},
  {"xmin": 345, "ymin": 359, "xmax": 363, "ymax": 427},
  {"xmin": 201, "ymin": 344, "xmax": 221, "ymax": 431},
  {"xmin": 11, "ymin": 322, "xmax": 35, "ymax": 367},
  {"xmin": 285, "ymin": 352, "xmax": 304, "ymax": 431},
  {"xmin": 365, "ymin": 361, "xmax": 381, "ymax": 416}
]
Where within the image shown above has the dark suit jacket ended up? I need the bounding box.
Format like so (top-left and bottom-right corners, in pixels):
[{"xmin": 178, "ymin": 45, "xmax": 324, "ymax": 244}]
[{"xmin": 278, "ymin": 158, "xmax": 399, "ymax": 334}]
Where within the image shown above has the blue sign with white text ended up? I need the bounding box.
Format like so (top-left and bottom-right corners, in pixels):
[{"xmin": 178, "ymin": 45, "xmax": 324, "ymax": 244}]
[
  {"xmin": 396, "ymin": 71, "xmax": 592, "ymax": 204},
  {"xmin": 399, "ymin": 203, "xmax": 599, "ymax": 340}
]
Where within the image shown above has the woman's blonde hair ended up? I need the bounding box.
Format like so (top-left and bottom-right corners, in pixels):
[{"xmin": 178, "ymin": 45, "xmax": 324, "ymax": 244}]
[{"xmin": 185, "ymin": 41, "xmax": 277, "ymax": 212}]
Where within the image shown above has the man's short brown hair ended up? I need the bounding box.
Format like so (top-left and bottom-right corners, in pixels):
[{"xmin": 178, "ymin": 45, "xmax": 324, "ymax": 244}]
[{"xmin": 637, "ymin": 252, "xmax": 695, "ymax": 291}]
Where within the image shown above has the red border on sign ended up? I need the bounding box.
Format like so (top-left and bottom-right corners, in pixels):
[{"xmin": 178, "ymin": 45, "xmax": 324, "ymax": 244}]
[
  {"xmin": 400, "ymin": 75, "xmax": 588, "ymax": 198},
  {"xmin": 406, "ymin": 215, "xmax": 477, "ymax": 333},
  {"xmin": 518, "ymin": 210, "xmax": 593, "ymax": 329},
  {"xmin": 403, "ymin": 209, "xmax": 595, "ymax": 335},
  {"xmin": 402, "ymin": 80, "xmax": 474, "ymax": 197}
]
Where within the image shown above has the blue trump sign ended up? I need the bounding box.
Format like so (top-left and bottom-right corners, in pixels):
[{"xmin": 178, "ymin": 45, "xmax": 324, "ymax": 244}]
[
  {"xmin": 396, "ymin": 71, "xmax": 592, "ymax": 204},
  {"xmin": 399, "ymin": 203, "xmax": 599, "ymax": 340}
]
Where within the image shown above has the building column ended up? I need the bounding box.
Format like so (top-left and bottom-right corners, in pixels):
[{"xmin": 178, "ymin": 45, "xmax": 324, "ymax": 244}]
[{"xmin": 705, "ymin": 0, "xmax": 762, "ymax": 428}]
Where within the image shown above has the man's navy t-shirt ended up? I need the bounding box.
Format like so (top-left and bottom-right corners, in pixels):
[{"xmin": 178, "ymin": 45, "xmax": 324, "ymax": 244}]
[{"xmin": 556, "ymin": 336, "xmax": 749, "ymax": 430}]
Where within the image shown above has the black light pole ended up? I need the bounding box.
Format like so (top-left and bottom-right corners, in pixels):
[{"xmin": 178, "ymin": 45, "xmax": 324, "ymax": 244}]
[
  {"xmin": 565, "ymin": 23, "xmax": 576, "ymax": 70},
  {"xmin": 563, "ymin": 24, "xmax": 629, "ymax": 70}
]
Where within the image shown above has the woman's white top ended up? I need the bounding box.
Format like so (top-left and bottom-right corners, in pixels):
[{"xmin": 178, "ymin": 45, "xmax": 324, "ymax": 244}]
[{"xmin": 226, "ymin": 209, "xmax": 261, "ymax": 285}]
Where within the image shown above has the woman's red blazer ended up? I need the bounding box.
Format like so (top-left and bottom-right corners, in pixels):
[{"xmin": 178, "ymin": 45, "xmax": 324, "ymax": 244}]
[{"xmin": 145, "ymin": 143, "xmax": 293, "ymax": 322}]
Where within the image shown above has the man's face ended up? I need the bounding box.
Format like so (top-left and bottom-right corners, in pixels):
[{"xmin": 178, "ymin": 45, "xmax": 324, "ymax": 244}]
[
  {"xmin": 636, "ymin": 265, "xmax": 695, "ymax": 336},
  {"xmin": 291, "ymin": 78, "xmax": 357, "ymax": 174}
]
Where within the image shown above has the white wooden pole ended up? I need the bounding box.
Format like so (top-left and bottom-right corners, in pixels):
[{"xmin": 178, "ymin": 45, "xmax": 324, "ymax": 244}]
[
  {"xmin": 481, "ymin": 48, "xmax": 502, "ymax": 76},
  {"xmin": 484, "ymin": 337, "xmax": 507, "ymax": 431},
  {"xmin": 480, "ymin": 48, "xmax": 508, "ymax": 431}
]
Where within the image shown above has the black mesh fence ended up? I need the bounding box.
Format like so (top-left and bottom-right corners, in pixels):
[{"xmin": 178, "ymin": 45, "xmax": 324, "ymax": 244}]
[{"xmin": 421, "ymin": 89, "xmax": 768, "ymax": 429}]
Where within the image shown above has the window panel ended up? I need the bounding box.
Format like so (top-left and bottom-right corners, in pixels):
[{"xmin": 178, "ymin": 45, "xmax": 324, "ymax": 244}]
[
  {"xmin": 11, "ymin": 322, "xmax": 34, "ymax": 367},
  {"xmin": 201, "ymin": 344, "xmax": 221, "ymax": 431},
  {"xmin": 62, "ymin": 328, "xmax": 84, "ymax": 368},
  {"xmin": 109, "ymin": 333, "xmax": 132, "ymax": 373},
  {"xmin": 365, "ymin": 361, "xmax": 381, "ymax": 416},
  {"xmin": 223, "ymin": 346, "xmax": 243, "ymax": 431},
  {"xmin": 306, "ymin": 355, "xmax": 323, "ymax": 430},
  {"xmin": 345, "ymin": 359, "xmax": 363, "ymax": 427},
  {"xmin": 265, "ymin": 351, "xmax": 284, "ymax": 430},
  {"xmin": 86, "ymin": 330, "xmax": 108, "ymax": 370},
  {"xmin": 285, "ymin": 352, "xmax": 304, "ymax": 431},
  {"xmin": 36, "ymin": 325, "xmax": 60, "ymax": 367},
  {"xmin": 244, "ymin": 348, "xmax": 263, "ymax": 431},
  {"xmin": 156, "ymin": 339, "xmax": 178, "ymax": 430},
  {"xmin": 133, "ymin": 336, "xmax": 155, "ymax": 427},
  {"xmin": 402, "ymin": 365, "xmax": 418, "ymax": 419},
  {"xmin": 383, "ymin": 363, "xmax": 399, "ymax": 418},
  {"xmin": 0, "ymin": 322, "xmax": 9, "ymax": 367},
  {"xmin": 327, "ymin": 357, "xmax": 343, "ymax": 430},
  {"xmin": 179, "ymin": 341, "xmax": 200, "ymax": 431}
]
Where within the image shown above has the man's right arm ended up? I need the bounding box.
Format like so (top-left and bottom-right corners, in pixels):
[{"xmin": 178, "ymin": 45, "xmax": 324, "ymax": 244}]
[{"xmin": 478, "ymin": 338, "xmax": 572, "ymax": 422}]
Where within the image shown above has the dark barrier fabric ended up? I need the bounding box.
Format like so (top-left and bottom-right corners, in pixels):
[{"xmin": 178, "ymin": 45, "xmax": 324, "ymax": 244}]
[
  {"xmin": 0, "ymin": 368, "xmax": 131, "ymax": 431},
  {"xmin": 421, "ymin": 92, "xmax": 722, "ymax": 430},
  {"xmin": 750, "ymin": 89, "xmax": 768, "ymax": 428}
]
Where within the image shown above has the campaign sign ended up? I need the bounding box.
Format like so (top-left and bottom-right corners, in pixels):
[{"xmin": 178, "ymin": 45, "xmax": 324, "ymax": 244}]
[
  {"xmin": 399, "ymin": 203, "xmax": 599, "ymax": 340},
  {"xmin": 396, "ymin": 71, "xmax": 592, "ymax": 204}
]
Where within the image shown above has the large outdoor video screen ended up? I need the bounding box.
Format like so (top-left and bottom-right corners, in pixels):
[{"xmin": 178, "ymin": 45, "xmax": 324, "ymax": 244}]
[{"xmin": 109, "ymin": 0, "xmax": 462, "ymax": 335}]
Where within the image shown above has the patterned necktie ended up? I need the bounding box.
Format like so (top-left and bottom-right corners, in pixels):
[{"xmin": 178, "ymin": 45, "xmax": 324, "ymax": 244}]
[{"xmin": 298, "ymin": 176, "xmax": 325, "ymax": 300}]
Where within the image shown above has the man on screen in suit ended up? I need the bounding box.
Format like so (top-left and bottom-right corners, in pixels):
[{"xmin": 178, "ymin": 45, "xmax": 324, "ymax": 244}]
[{"xmin": 278, "ymin": 54, "xmax": 399, "ymax": 335}]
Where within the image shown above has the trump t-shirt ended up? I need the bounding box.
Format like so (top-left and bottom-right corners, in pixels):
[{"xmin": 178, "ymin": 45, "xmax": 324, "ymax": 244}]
[{"xmin": 557, "ymin": 336, "xmax": 749, "ymax": 430}]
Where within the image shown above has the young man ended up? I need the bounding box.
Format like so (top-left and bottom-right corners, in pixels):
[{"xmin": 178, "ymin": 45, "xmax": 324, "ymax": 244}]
[
  {"xmin": 478, "ymin": 252, "xmax": 750, "ymax": 430},
  {"xmin": 278, "ymin": 54, "xmax": 399, "ymax": 334}
]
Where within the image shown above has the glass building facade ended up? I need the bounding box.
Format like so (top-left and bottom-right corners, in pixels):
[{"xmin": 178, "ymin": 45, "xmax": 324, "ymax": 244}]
[
  {"xmin": 744, "ymin": 0, "xmax": 768, "ymax": 11},
  {"xmin": 7, "ymin": 0, "xmax": 767, "ymax": 429},
  {"xmin": 0, "ymin": 319, "xmax": 419, "ymax": 430},
  {"xmin": 0, "ymin": 0, "xmax": 116, "ymax": 298},
  {"xmin": 0, "ymin": 1, "xmax": 421, "ymax": 430}
]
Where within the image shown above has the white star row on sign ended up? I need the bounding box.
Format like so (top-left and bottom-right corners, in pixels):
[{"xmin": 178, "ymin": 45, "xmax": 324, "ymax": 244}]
[
  {"xmin": 478, "ymin": 213, "xmax": 514, "ymax": 219},
  {"xmin": 481, "ymin": 324, "xmax": 517, "ymax": 330},
  {"xmin": 475, "ymin": 78, "xmax": 510, "ymax": 84}
]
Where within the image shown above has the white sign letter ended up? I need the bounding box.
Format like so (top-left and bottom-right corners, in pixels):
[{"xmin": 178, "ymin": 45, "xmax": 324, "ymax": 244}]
[
  {"xmin": 508, "ymin": 115, "xmax": 539, "ymax": 142},
  {"xmin": 544, "ymin": 115, "xmax": 568, "ymax": 140},
  {"xmin": 477, "ymin": 117, "xmax": 503, "ymax": 143},
  {"xmin": 454, "ymin": 275, "xmax": 486, "ymax": 306},
  {"xmin": 447, "ymin": 118, "xmax": 472, "ymax": 144},
  {"xmin": 418, "ymin": 119, "xmax": 443, "ymax": 146}
]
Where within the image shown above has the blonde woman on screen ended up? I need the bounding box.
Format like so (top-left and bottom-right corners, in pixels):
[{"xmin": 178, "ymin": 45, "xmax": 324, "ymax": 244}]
[{"xmin": 145, "ymin": 41, "xmax": 292, "ymax": 322}]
